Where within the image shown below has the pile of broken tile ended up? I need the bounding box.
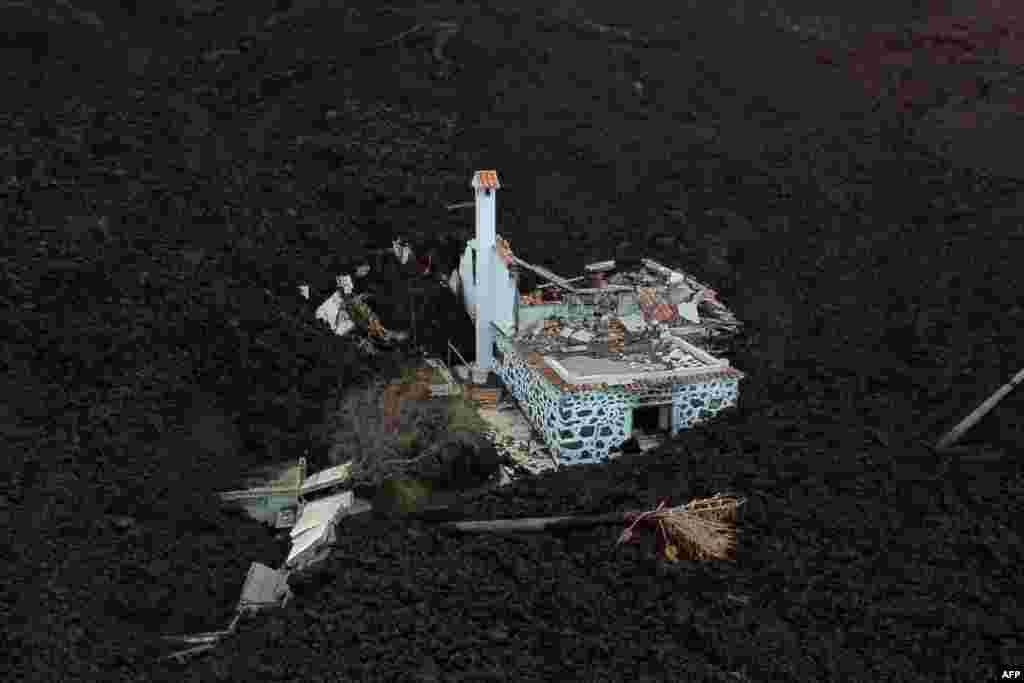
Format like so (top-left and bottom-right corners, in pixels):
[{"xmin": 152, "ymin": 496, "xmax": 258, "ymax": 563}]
[{"xmin": 515, "ymin": 259, "xmax": 742, "ymax": 366}]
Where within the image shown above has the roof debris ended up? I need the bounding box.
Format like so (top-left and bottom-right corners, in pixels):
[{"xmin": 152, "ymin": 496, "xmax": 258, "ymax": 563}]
[
  {"xmin": 506, "ymin": 252, "xmax": 741, "ymax": 359},
  {"xmin": 509, "ymin": 257, "xmax": 743, "ymax": 385}
]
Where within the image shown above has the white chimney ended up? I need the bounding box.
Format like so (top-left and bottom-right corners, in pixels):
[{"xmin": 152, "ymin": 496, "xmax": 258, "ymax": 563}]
[{"xmin": 471, "ymin": 169, "xmax": 500, "ymax": 374}]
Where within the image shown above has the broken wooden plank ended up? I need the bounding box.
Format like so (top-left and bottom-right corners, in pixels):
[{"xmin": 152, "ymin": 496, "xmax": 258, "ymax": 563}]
[
  {"xmin": 160, "ymin": 642, "xmax": 218, "ymax": 662},
  {"xmin": 935, "ymin": 366, "xmax": 1024, "ymax": 450}
]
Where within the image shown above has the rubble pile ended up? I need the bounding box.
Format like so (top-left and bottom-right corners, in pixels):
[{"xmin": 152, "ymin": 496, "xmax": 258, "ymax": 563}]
[{"xmin": 516, "ymin": 258, "xmax": 742, "ymax": 364}]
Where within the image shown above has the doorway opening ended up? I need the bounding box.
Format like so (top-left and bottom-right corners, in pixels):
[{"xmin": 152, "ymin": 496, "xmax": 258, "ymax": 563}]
[{"xmin": 632, "ymin": 404, "xmax": 671, "ymax": 435}]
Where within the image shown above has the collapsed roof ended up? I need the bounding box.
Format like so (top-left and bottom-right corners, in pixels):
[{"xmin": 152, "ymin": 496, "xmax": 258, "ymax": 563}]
[{"xmin": 505, "ymin": 255, "xmax": 743, "ymax": 385}]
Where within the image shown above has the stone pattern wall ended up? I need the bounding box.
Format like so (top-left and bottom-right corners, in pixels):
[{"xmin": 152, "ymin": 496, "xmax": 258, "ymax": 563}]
[
  {"xmin": 671, "ymin": 377, "xmax": 741, "ymax": 435},
  {"xmin": 496, "ymin": 332, "xmax": 742, "ymax": 462},
  {"xmin": 494, "ymin": 336, "xmax": 636, "ymax": 463},
  {"xmin": 551, "ymin": 389, "xmax": 634, "ymax": 464}
]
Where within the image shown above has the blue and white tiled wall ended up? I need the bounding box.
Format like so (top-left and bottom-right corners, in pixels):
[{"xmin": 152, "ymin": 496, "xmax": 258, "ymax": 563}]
[
  {"xmin": 495, "ymin": 331, "xmax": 741, "ymax": 463},
  {"xmin": 671, "ymin": 378, "xmax": 741, "ymax": 435}
]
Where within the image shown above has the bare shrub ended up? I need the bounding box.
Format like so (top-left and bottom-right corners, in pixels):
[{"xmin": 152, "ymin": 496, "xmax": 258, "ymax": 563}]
[{"xmin": 318, "ymin": 374, "xmax": 466, "ymax": 489}]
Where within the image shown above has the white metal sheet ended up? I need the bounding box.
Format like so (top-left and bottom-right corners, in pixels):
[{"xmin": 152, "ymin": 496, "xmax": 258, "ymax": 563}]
[
  {"xmin": 315, "ymin": 292, "xmax": 355, "ymax": 336},
  {"xmin": 239, "ymin": 562, "xmax": 289, "ymax": 609},
  {"xmin": 290, "ymin": 491, "xmax": 351, "ymax": 538},
  {"xmin": 300, "ymin": 463, "xmax": 352, "ymax": 495},
  {"xmin": 286, "ymin": 527, "xmax": 325, "ymax": 566}
]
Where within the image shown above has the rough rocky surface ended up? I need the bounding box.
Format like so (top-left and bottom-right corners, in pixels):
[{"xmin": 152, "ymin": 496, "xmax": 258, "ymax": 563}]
[{"xmin": 3, "ymin": 1, "xmax": 1023, "ymax": 681}]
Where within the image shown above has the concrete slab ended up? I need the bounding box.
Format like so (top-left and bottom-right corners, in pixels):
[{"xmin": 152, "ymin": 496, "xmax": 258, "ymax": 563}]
[{"xmin": 557, "ymin": 355, "xmax": 655, "ymax": 377}]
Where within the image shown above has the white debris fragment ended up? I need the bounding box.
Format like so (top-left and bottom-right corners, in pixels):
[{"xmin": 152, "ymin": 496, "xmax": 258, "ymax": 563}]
[
  {"xmin": 300, "ymin": 462, "xmax": 352, "ymax": 498},
  {"xmin": 336, "ymin": 274, "xmax": 354, "ymax": 295},
  {"xmin": 666, "ymin": 282, "xmax": 695, "ymax": 303},
  {"xmin": 355, "ymin": 264, "xmax": 370, "ymax": 278},
  {"xmin": 315, "ymin": 292, "xmax": 355, "ymax": 336},
  {"xmin": 585, "ymin": 259, "xmax": 616, "ymax": 272},
  {"xmin": 238, "ymin": 562, "xmax": 291, "ymax": 612},
  {"xmin": 287, "ymin": 491, "xmax": 349, "ymax": 567},
  {"xmin": 618, "ymin": 314, "xmax": 646, "ymax": 334},
  {"xmin": 678, "ymin": 301, "xmax": 700, "ymax": 323},
  {"xmin": 393, "ymin": 239, "xmax": 413, "ymax": 265},
  {"xmin": 299, "ymin": 285, "xmax": 310, "ymax": 300},
  {"xmin": 570, "ymin": 329, "xmax": 594, "ymax": 343},
  {"xmin": 448, "ymin": 267, "xmax": 460, "ymax": 294}
]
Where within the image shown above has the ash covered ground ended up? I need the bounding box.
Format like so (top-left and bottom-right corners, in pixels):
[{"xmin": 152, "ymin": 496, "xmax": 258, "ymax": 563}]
[{"xmin": 2, "ymin": 1, "xmax": 1023, "ymax": 680}]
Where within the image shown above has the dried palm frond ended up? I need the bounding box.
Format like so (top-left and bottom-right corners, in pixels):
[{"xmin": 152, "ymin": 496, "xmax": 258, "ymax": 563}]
[
  {"xmin": 617, "ymin": 494, "xmax": 744, "ymax": 561},
  {"xmin": 442, "ymin": 493, "xmax": 746, "ymax": 562}
]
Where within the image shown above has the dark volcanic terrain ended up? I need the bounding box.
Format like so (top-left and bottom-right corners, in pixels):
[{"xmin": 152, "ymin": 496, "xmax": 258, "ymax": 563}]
[{"xmin": 3, "ymin": 1, "xmax": 1023, "ymax": 681}]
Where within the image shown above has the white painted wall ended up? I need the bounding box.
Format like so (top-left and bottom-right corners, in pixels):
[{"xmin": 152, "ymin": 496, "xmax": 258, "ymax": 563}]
[
  {"xmin": 474, "ymin": 178, "xmax": 496, "ymax": 370},
  {"xmin": 458, "ymin": 238, "xmax": 517, "ymax": 342}
]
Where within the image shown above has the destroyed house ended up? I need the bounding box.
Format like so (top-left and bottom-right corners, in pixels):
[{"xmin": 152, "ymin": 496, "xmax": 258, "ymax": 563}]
[{"xmin": 453, "ymin": 170, "xmax": 745, "ymax": 465}]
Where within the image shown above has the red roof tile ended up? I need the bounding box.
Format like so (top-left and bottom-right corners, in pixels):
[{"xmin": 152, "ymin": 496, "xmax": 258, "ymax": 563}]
[{"xmin": 652, "ymin": 302, "xmax": 678, "ymax": 322}]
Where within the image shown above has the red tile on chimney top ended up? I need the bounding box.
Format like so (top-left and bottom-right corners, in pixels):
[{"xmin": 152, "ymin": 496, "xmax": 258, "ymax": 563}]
[{"xmin": 473, "ymin": 170, "xmax": 500, "ymax": 189}]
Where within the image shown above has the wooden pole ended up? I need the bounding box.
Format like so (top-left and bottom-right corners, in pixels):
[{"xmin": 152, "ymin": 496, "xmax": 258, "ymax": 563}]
[
  {"xmin": 935, "ymin": 366, "xmax": 1024, "ymax": 451},
  {"xmin": 439, "ymin": 495, "xmax": 746, "ymax": 535},
  {"xmin": 442, "ymin": 511, "xmax": 628, "ymax": 535}
]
